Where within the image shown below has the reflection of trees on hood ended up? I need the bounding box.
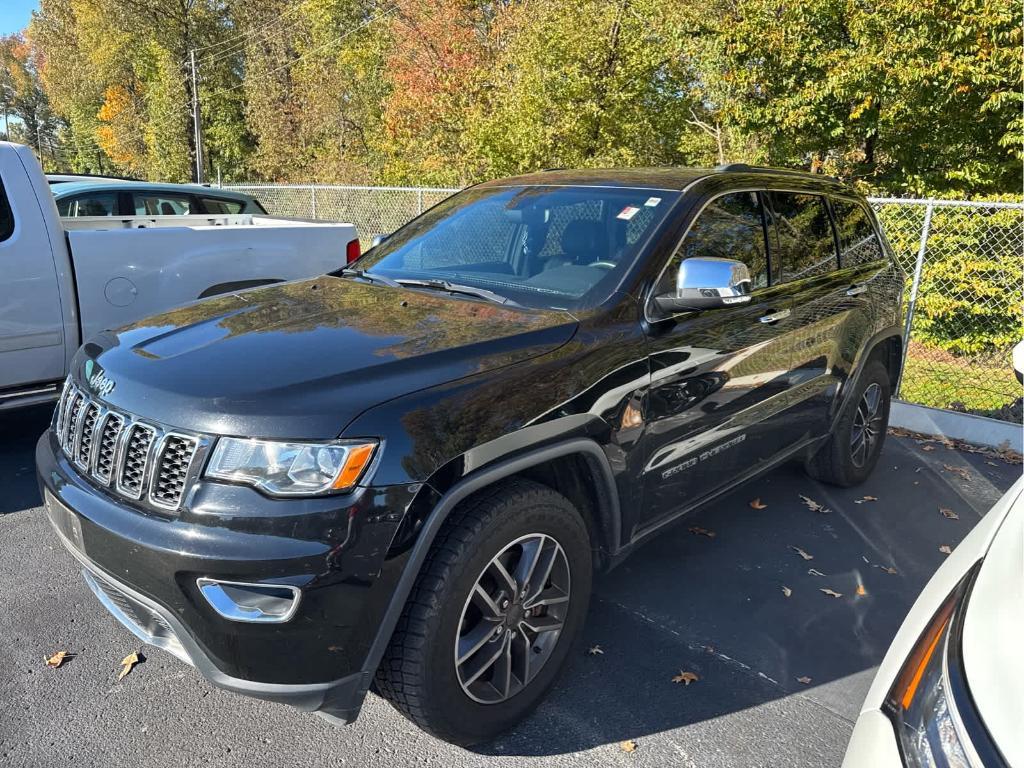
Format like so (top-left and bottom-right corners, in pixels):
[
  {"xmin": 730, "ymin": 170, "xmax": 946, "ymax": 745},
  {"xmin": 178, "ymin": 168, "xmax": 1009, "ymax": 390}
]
[{"xmin": 126, "ymin": 278, "xmax": 559, "ymax": 360}]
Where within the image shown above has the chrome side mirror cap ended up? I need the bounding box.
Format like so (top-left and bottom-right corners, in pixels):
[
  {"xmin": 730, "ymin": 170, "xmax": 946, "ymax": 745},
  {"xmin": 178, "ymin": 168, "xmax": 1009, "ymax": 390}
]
[{"xmin": 653, "ymin": 257, "xmax": 753, "ymax": 314}]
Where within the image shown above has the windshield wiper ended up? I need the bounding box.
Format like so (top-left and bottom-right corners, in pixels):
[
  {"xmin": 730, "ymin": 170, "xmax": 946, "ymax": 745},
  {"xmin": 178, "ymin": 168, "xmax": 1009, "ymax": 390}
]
[
  {"xmin": 396, "ymin": 278, "xmax": 519, "ymax": 306},
  {"xmin": 335, "ymin": 268, "xmax": 401, "ymax": 287}
]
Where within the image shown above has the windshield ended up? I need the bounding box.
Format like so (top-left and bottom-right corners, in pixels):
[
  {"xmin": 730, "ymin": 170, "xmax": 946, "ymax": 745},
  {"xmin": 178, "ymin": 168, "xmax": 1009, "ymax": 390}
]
[{"xmin": 356, "ymin": 185, "xmax": 680, "ymax": 310}]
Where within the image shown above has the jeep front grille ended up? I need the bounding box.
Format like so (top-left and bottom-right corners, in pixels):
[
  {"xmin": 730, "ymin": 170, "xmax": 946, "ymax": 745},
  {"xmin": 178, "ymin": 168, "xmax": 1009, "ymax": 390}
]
[{"xmin": 54, "ymin": 382, "xmax": 205, "ymax": 513}]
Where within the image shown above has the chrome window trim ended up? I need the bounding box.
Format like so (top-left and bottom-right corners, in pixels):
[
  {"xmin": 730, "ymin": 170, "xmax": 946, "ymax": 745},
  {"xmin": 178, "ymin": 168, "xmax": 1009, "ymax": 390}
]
[{"xmin": 643, "ymin": 184, "xmax": 847, "ymax": 325}]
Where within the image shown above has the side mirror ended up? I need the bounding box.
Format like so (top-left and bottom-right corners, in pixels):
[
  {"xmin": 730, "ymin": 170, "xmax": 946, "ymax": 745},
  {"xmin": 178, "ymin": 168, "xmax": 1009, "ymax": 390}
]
[
  {"xmin": 370, "ymin": 234, "xmax": 389, "ymax": 248},
  {"xmin": 653, "ymin": 257, "xmax": 753, "ymax": 315}
]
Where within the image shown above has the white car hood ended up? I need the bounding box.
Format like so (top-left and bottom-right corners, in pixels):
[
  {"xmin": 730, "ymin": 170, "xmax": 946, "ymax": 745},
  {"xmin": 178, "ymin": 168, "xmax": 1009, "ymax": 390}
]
[{"xmin": 962, "ymin": 479, "xmax": 1024, "ymax": 767}]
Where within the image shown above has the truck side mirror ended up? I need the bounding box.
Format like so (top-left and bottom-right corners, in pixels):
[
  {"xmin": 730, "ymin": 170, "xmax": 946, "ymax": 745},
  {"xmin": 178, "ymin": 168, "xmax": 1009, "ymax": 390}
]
[{"xmin": 653, "ymin": 257, "xmax": 753, "ymax": 314}]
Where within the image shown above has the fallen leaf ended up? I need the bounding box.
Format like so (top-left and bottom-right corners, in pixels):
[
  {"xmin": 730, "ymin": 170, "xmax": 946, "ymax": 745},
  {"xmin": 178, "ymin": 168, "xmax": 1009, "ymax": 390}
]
[
  {"xmin": 939, "ymin": 545, "xmax": 952, "ymax": 555},
  {"xmin": 587, "ymin": 645, "xmax": 604, "ymax": 656},
  {"xmin": 796, "ymin": 676, "xmax": 812, "ymax": 684},
  {"xmin": 854, "ymin": 495, "xmax": 878, "ymax": 504},
  {"xmin": 856, "ymin": 584, "xmax": 867, "ymax": 596},
  {"xmin": 688, "ymin": 526, "xmax": 716, "ymax": 538},
  {"xmin": 117, "ymin": 651, "xmax": 142, "ymax": 682},
  {"xmin": 45, "ymin": 651, "xmax": 72, "ymax": 668},
  {"xmin": 619, "ymin": 740, "xmax": 638, "ymax": 753},
  {"xmin": 672, "ymin": 670, "xmax": 700, "ymax": 686},
  {"xmin": 921, "ymin": 445, "xmax": 935, "ymax": 452},
  {"xmin": 703, "ymin": 645, "xmax": 715, "ymax": 654},
  {"xmin": 986, "ymin": 460, "xmax": 998, "ymax": 467},
  {"xmin": 875, "ymin": 565, "xmax": 898, "ymax": 575},
  {"xmin": 807, "ymin": 568, "xmax": 826, "ymax": 577},
  {"xmin": 820, "ymin": 588, "xmax": 843, "ymax": 598},
  {"xmin": 749, "ymin": 498, "xmax": 768, "ymax": 510},
  {"xmin": 799, "ymin": 494, "xmax": 831, "ymax": 514},
  {"xmin": 781, "ymin": 586, "xmax": 792, "ymax": 597},
  {"xmin": 942, "ymin": 464, "xmax": 971, "ymax": 481},
  {"xmin": 790, "ymin": 545, "xmax": 814, "ymax": 561},
  {"xmin": 939, "ymin": 508, "xmax": 959, "ymax": 520}
]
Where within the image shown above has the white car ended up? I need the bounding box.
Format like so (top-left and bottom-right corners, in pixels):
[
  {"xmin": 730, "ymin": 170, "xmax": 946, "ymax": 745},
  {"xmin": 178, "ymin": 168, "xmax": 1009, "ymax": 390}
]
[{"xmin": 843, "ymin": 476, "xmax": 1024, "ymax": 768}]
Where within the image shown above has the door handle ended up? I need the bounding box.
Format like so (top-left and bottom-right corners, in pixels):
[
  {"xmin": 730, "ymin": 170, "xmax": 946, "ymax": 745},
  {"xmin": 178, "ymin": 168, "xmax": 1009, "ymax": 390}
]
[
  {"xmin": 758, "ymin": 309, "xmax": 791, "ymax": 324},
  {"xmin": 845, "ymin": 284, "xmax": 868, "ymax": 296}
]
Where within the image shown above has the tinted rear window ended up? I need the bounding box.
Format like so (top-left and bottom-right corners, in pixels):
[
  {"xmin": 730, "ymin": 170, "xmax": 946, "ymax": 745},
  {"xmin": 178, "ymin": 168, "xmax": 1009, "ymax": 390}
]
[
  {"xmin": 831, "ymin": 198, "xmax": 884, "ymax": 266},
  {"xmin": 767, "ymin": 192, "xmax": 837, "ymax": 281},
  {"xmin": 58, "ymin": 192, "xmax": 119, "ymax": 217},
  {"xmin": 201, "ymin": 196, "xmax": 244, "ymax": 214}
]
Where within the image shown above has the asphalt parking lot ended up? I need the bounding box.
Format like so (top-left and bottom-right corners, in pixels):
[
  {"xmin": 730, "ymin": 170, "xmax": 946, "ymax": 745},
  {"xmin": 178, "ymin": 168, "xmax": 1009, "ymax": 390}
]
[{"xmin": 1, "ymin": 403, "xmax": 1020, "ymax": 768}]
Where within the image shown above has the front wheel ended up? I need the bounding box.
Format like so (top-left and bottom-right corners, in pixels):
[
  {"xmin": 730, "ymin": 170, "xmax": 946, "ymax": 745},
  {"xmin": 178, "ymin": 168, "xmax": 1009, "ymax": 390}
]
[
  {"xmin": 375, "ymin": 479, "xmax": 592, "ymax": 746},
  {"xmin": 805, "ymin": 359, "xmax": 891, "ymax": 486}
]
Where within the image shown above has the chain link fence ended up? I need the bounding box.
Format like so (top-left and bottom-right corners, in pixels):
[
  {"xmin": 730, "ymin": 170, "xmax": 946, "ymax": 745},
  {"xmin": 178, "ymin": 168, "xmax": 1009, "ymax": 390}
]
[{"xmin": 226, "ymin": 183, "xmax": 1024, "ymax": 423}]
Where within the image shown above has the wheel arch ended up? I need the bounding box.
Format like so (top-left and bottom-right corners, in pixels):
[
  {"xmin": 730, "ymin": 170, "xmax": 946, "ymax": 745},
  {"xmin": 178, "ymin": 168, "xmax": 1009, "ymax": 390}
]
[
  {"xmin": 831, "ymin": 326, "xmax": 903, "ymax": 428},
  {"xmin": 359, "ymin": 438, "xmax": 620, "ymax": 685}
]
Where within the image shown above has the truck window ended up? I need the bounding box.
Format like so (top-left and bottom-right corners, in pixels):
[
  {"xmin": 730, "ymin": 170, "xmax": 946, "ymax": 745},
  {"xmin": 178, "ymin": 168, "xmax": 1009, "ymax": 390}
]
[
  {"xmin": 766, "ymin": 192, "xmax": 837, "ymax": 281},
  {"xmin": 0, "ymin": 173, "xmax": 12, "ymax": 241},
  {"xmin": 58, "ymin": 192, "xmax": 119, "ymax": 217},
  {"xmin": 134, "ymin": 192, "xmax": 194, "ymax": 216},
  {"xmin": 831, "ymin": 198, "xmax": 884, "ymax": 266},
  {"xmin": 657, "ymin": 192, "xmax": 769, "ymax": 295},
  {"xmin": 201, "ymin": 197, "xmax": 243, "ymax": 215}
]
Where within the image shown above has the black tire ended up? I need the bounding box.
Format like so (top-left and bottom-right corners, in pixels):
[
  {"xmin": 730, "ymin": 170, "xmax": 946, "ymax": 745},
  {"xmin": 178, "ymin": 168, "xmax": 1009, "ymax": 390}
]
[
  {"xmin": 806, "ymin": 359, "xmax": 891, "ymax": 487},
  {"xmin": 375, "ymin": 478, "xmax": 592, "ymax": 746}
]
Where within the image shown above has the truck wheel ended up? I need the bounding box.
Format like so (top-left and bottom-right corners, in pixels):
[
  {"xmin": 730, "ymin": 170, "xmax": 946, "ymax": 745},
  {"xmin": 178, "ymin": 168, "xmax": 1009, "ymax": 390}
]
[
  {"xmin": 806, "ymin": 360, "xmax": 891, "ymax": 487},
  {"xmin": 375, "ymin": 478, "xmax": 592, "ymax": 746}
]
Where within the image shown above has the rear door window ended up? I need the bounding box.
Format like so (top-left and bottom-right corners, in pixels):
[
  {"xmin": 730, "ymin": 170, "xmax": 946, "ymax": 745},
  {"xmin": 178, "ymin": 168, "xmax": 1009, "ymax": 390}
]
[
  {"xmin": 831, "ymin": 198, "xmax": 884, "ymax": 266},
  {"xmin": 58, "ymin": 192, "xmax": 119, "ymax": 217},
  {"xmin": 201, "ymin": 196, "xmax": 244, "ymax": 214},
  {"xmin": 133, "ymin": 192, "xmax": 195, "ymax": 215},
  {"xmin": 766, "ymin": 192, "xmax": 838, "ymax": 281},
  {"xmin": 657, "ymin": 191, "xmax": 769, "ymax": 295}
]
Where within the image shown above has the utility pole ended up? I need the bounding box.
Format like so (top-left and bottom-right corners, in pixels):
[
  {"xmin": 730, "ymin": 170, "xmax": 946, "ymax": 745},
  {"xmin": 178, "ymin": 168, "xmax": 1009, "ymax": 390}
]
[{"xmin": 190, "ymin": 49, "xmax": 205, "ymax": 184}]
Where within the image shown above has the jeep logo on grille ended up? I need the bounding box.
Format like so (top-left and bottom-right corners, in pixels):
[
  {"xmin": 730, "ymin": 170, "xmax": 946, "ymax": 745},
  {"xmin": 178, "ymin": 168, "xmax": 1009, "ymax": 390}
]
[{"xmin": 84, "ymin": 360, "xmax": 116, "ymax": 398}]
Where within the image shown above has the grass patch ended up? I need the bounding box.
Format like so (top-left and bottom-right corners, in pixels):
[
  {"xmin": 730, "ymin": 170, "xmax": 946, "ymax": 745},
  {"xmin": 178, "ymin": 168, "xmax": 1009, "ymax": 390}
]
[{"xmin": 899, "ymin": 348, "xmax": 1020, "ymax": 415}]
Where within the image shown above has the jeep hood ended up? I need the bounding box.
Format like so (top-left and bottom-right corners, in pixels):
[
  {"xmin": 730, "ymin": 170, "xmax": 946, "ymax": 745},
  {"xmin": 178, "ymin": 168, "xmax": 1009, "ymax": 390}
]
[{"xmin": 76, "ymin": 277, "xmax": 578, "ymax": 439}]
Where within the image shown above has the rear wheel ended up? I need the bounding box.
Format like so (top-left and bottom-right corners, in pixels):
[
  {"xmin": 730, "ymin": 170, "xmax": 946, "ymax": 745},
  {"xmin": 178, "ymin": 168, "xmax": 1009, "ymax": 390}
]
[
  {"xmin": 375, "ymin": 479, "xmax": 592, "ymax": 746},
  {"xmin": 806, "ymin": 360, "xmax": 891, "ymax": 486}
]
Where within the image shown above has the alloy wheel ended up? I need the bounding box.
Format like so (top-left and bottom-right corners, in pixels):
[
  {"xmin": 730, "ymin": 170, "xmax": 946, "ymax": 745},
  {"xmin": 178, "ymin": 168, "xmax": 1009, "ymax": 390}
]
[
  {"xmin": 850, "ymin": 382, "xmax": 884, "ymax": 468},
  {"xmin": 454, "ymin": 533, "xmax": 571, "ymax": 704}
]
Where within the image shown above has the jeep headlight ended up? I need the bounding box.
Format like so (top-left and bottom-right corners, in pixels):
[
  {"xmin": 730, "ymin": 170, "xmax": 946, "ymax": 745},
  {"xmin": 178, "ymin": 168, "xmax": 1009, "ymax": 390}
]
[{"xmin": 206, "ymin": 438, "xmax": 377, "ymax": 496}]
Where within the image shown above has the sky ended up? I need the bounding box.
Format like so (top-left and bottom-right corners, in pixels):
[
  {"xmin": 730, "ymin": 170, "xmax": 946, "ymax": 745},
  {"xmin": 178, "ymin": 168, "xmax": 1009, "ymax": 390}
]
[{"xmin": 1, "ymin": 0, "xmax": 38, "ymax": 35}]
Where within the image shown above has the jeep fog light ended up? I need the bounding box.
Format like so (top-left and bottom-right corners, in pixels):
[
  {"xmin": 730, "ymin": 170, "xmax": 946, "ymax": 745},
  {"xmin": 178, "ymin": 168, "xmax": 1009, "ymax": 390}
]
[{"xmin": 198, "ymin": 578, "xmax": 301, "ymax": 623}]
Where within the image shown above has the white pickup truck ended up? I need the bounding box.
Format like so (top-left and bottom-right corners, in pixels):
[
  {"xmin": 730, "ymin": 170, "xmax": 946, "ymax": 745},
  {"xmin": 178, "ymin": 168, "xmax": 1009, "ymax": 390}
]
[{"xmin": 0, "ymin": 142, "xmax": 358, "ymax": 409}]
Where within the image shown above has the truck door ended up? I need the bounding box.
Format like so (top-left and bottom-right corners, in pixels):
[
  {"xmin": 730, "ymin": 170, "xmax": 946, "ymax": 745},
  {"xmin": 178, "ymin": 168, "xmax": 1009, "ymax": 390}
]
[{"xmin": 0, "ymin": 150, "xmax": 67, "ymax": 391}]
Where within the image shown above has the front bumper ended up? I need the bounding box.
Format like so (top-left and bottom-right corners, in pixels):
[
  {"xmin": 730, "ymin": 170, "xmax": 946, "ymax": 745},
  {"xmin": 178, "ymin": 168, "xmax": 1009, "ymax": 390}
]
[{"xmin": 37, "ymin": 429, "xmax": 418, "ymax": 721}]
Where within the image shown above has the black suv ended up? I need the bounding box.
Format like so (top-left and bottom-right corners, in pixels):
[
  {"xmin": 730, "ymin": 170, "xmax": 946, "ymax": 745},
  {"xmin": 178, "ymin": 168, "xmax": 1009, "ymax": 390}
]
[{"xmin": 38, "ymin": 166, "xmax": 903, "ymax": 745}]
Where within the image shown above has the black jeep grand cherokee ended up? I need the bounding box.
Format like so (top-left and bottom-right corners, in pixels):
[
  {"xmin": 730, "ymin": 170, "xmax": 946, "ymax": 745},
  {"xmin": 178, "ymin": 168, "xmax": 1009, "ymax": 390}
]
[{"xmin": 39, "ymin": 165, "xmax": 902, "ymax": 745}]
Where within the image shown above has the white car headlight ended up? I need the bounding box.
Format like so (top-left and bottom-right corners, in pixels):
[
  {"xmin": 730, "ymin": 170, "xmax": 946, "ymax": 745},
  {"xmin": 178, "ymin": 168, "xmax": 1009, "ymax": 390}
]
[
  {"xmin": 885, "ymin": 567, "xmax": 986, "ymax": 768},
  {"xmin": 205, "ymin": 438, "xmax": 377, "ymax": 496}
]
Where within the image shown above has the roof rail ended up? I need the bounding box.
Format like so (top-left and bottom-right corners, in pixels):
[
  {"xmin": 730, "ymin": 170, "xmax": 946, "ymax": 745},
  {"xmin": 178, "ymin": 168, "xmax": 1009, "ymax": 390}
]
[{"xmin": 714, "ymin": 162, "xmax": 841, "ymax": 183}]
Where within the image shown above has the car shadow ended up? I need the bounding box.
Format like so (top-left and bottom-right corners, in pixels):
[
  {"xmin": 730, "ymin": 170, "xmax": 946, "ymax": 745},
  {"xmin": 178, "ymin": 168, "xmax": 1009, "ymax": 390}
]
[
  {"xmin": 0, "ymin": 404, "xmax": 52, "ymax": 515},
  {"xmin": 477, "ymin": 435, "xmax": 1020, "ymax": 757}
]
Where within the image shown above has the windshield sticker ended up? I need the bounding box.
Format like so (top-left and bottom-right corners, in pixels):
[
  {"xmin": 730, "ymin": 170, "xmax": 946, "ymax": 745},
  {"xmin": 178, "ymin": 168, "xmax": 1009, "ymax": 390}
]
[
  {"xmin": 617, "ymin": 205, "xmax": 640, "ymax": 221},
  {"xmin": 644, "ymin": 197, "xmax": 662, "ymax": 207}
]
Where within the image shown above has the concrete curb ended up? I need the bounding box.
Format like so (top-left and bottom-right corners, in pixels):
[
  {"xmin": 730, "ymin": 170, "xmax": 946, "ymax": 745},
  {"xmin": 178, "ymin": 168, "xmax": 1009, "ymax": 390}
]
[{"xmin": 890, "ymin": 401, "xmax": 1023, "ymax": 452}]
